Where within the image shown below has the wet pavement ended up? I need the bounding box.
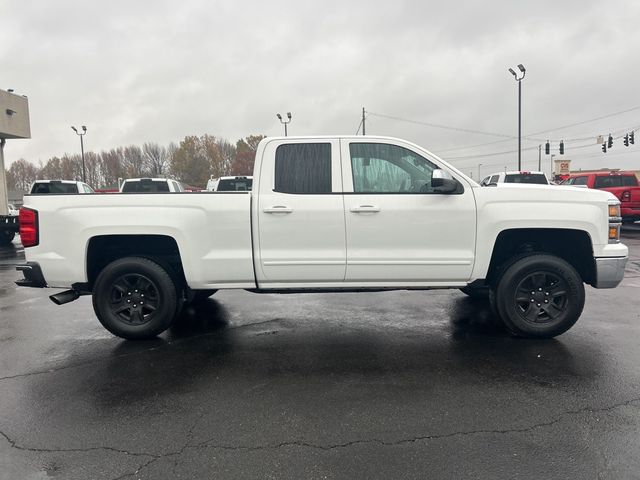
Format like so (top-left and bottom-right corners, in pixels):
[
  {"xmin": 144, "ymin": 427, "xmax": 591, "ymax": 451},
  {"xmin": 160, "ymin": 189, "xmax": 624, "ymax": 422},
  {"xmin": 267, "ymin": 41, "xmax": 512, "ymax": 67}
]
[{"xmin": 1, "ymin": 228, "xmax": 640, "ymax": 480}]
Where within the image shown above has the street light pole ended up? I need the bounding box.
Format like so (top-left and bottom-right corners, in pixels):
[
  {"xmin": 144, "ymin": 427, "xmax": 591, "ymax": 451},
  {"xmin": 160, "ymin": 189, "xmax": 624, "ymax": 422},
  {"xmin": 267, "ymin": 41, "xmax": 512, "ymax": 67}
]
[
  {"xmin": 71, "ymin": 125, "xmax": 87, "ymax": 182},
  {"xmin": 276, "ymin": 112, "xmax": 292, "ymax": 136},
  {"xmin": 508, "ymin": 64, "xmax": 526, "ymax": 170}
]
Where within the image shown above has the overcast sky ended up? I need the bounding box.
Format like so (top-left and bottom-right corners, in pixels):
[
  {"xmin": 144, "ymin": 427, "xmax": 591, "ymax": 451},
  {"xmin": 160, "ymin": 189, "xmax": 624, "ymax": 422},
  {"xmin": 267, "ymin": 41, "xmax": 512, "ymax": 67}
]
[{"xmin": 2, "ymin": 0, "xmax": 640, "ymax": 178}]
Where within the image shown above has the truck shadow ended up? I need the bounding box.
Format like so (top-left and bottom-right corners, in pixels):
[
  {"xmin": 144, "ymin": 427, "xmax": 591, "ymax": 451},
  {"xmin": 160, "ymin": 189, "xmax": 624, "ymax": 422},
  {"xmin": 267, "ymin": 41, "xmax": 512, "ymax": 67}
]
[{"xmin": 59, "ymin": 292, "xmax": 602, "ymax": 411}]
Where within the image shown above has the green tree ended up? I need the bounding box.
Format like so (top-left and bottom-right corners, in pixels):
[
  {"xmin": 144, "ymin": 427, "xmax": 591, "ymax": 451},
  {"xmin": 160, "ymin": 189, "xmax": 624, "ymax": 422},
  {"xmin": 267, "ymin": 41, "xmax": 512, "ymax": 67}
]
[
  {"xmin": 170, "ymin": 135, "xmax": 217, "ymax": 188},
  {"xmin": 232, "ymin": 135, "xmax": 265, "ymax": 175}
]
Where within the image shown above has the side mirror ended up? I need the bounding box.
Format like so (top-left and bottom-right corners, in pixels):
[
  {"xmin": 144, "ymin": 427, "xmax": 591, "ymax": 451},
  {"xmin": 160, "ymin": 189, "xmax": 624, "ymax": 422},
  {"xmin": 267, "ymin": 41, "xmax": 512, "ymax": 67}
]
[{"xmin": 431, "ymin": 169, "xmax": 459, "ymax": 194}]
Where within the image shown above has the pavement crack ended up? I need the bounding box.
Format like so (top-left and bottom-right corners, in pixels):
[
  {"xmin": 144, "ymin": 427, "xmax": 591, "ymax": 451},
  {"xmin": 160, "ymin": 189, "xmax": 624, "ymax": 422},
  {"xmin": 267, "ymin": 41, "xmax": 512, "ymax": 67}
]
[
  {"xmin": 188, "ymin": 396, "xmax": 640, "ymax": 452},
  {"xmin": 0, "ymin": 428, "xmax": 157, "ymax": 459}
]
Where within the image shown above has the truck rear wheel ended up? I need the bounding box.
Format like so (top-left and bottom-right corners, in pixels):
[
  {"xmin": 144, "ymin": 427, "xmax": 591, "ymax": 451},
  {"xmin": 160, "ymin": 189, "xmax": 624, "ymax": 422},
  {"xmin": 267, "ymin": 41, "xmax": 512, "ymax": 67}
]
[
  {"xmin": 494, "ymin": 254, "xmax": 585, "ymax": 338},
  {"xmin": 92, "ymin": 257, "xmax": 178, "ymax": 340}
]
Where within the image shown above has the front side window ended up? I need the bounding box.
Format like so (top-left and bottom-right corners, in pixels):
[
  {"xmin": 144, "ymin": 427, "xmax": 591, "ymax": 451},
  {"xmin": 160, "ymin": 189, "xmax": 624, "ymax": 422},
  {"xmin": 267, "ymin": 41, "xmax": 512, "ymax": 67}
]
[
  {"xmin": 349, "ymin": 143, "xmax": 437, "ymax": 193},
  {"xmin": 275, "ymin": 143, "xmax": 332, "ymax": 194},
  {"xmin": 572, "ymin": 176, "xmax": 588, "ymax": 186}
]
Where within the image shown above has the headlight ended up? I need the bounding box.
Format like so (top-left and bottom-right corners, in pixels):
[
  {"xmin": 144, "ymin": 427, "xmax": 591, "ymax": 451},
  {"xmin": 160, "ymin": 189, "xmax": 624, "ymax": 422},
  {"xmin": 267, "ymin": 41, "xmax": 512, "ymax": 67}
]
[{"xmin": 608, "ymin": 201, "xmax": 621, "ymax": 243}]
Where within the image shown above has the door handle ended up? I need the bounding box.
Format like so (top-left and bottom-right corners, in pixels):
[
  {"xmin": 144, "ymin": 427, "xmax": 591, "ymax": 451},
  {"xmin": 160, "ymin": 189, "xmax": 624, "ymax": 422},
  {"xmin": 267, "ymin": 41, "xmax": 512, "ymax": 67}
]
[
  {"xmin": 263, "ymin": 205, "xmax": 293, "ymax": 214},
  {"xmin": 350, "ymin": 205, "xmax": 381, "ymax": 213}
]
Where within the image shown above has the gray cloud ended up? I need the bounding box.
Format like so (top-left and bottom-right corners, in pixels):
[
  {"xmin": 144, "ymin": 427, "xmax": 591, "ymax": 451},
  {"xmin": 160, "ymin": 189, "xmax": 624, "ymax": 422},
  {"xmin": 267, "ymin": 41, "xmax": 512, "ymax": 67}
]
[{"xmin": 2, "ymin": 0, "xmax": 639, "ymax": 177}]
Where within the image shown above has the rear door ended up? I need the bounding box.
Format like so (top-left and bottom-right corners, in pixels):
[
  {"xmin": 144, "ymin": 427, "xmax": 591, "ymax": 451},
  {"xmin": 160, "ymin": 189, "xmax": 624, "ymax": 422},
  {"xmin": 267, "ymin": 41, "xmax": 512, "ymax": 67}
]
[
  {"xmin": 340, "ymin": 139, "xmax": 476, "ymax": 284},
  {"xmin": 255, "ymin": 139, "xmax": 346, "ymax": 285}
]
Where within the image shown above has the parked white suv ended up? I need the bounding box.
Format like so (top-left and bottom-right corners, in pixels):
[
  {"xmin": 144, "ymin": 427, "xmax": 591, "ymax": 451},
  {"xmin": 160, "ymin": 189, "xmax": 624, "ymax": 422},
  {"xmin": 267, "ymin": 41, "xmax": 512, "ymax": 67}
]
[
  {"xmin": 30, "ymin": 180, "xmax": 95, "ymax": 194},
  {"xmin": 120, "ymin": 178, "xmax": 184, "ymax": 193},
  {"xmin": 480, "ymin": 171, "xmax": 549, "ymax": 186}
]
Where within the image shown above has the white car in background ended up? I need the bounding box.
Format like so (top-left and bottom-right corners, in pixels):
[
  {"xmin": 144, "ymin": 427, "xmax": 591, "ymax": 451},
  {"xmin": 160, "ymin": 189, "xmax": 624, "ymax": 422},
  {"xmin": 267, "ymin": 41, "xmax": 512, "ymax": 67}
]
[
  {"xmin": 480, "ymin": 171, "xmax": 549, "ymax": 186},
  {"xmin": 206, "ymin": 176, "xmax": 253, "ymax": 191},
  {"xmin": 120, "ymin": 178, "xmax": 184, "ymax": 193},
  {"xmin": 7, "ymin": 204, "xmax": 19, "ymax": 216}
]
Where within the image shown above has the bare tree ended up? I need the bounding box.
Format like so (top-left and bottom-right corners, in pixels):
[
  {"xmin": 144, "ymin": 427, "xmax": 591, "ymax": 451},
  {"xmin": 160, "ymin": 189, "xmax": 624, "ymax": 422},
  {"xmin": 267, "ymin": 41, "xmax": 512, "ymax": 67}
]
[
  {"xmin": 122, "ymin": 145, "xmax": 148, "ymax": 178},
  {"xmin": 6, "ymin": 159, "xmax": 38, "ymax": 191},
  {"xmin": 143, "ymin": 142, "xmax": 169, "ymax": 177},
  {"xmin": 99, "ymin": 148, "xmax": 125, "ymax": 188},
  {"xmin": 216, "ymin": 139, "xmax": 236, "ymax": 176}
]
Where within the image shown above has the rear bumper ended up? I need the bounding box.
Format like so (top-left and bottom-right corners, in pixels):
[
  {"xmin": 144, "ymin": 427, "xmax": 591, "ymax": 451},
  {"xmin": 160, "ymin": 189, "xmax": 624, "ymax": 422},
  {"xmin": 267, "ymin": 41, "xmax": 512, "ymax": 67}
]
[
  {"xmin": 593, "ymin": 257, "xmax": 627, "ymax": 288},
  {"xmin": 15, "ymin": 262, "xmax": 47, "ymax": 288}
]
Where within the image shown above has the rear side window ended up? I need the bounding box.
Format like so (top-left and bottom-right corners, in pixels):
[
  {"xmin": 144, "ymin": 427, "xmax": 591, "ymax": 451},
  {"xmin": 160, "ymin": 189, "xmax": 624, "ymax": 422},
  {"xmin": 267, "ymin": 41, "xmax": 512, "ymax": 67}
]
[
  {"xmin": 275, "ymin": 143, "xmax": 332, "ymax": 194},
  {"xmin": 504, "ymin": 173, "xmax": 548, "ymax": 184}
]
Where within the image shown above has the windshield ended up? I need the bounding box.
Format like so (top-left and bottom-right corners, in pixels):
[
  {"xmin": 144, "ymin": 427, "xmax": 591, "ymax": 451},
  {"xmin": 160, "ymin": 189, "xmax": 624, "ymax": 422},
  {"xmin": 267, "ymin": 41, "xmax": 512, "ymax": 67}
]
[
  {"xmin": 217, "ymin": 178, "xmax": 253, "ymax": 191},
  {"xmin": 31, "ymin": 182, "xmax": 78, "ymax": 194},
  {"xmin": 122, "ymin": 181, "xmax": 170, "ymax": 192},
  {"xmin": 594, "ymin": 175, "xmax": 638, "ymax": 188},
  {"xmin": 504, "ymin": 173, "xmax": 548, "ymax": 184}
]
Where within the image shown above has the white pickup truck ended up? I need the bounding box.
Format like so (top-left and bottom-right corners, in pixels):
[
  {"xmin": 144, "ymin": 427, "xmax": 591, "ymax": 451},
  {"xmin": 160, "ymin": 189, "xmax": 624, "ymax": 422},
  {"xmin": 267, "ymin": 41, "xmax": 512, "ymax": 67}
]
[{"xmin": 16, "ymin": 136, "xmax": 628, "ymax": 340}]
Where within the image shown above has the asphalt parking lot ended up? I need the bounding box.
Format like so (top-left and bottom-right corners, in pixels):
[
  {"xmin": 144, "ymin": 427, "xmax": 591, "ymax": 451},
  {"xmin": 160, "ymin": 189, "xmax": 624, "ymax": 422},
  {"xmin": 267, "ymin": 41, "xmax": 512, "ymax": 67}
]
[{"xmin": 1, "ymin": 229, "xmax": 640, "ymax": 480}]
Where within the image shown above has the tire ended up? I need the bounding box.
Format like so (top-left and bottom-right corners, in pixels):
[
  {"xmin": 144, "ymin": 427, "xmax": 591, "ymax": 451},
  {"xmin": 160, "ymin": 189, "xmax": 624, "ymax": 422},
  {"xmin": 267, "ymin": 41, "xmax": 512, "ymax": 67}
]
[
  {"xmin": 493, "ymin": 254, "xmax": 585, "ymax": 338},
  {"xmin": 92, "ymin": 257, "xmax": 178, "ymax": 340},
  {"xmin": 0, "ymin": 230, "xmax": 15, "ymax": 246}
]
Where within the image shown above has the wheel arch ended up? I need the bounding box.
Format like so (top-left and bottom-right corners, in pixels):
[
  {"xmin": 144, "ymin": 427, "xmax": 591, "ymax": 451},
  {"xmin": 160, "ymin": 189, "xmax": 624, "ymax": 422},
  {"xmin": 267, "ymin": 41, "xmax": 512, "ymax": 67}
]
[
  {"xmin": 485, "ymin": 228, "xmax": 596, "ymax": 287},
  {"xmin": 86, "ymin": 235, "xmax": 186, "ymax": 291}
]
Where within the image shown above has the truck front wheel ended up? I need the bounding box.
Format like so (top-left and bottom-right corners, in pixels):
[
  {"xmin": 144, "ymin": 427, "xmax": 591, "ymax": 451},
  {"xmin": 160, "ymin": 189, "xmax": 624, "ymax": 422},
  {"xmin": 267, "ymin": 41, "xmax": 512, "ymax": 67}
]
[
  {"xmin": 92, "ymin": 257, "xmax": 178, "ymax": 340},
  {"xmin": 494, "ymin": 254, "xmax": 585, "ymax": 338}
]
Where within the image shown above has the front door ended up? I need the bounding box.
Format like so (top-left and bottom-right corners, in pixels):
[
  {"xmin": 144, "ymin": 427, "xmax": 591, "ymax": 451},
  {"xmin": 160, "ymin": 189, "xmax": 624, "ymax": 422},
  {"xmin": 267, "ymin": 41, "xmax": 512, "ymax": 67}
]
[{"xmin": 341, "ymin": 139, "xmax": 476, "ymax": 285}]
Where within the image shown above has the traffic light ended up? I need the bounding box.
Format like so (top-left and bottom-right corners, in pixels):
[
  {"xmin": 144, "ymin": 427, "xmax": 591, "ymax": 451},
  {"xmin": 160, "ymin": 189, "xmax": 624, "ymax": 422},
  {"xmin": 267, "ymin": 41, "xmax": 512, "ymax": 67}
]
[
  {"xmin": 545, "ymin": 141, "xmax": 550, "ymax": 155},
  {"xmin": 608, "ymin": 134, "xmax": 613, "ymax": 149},
  {"xmin": 602, "ymin": 142, "xmax": 607, "ymax": 153},
  {"xmin": 559, "ymin": 140, "xmax": 564, "ymax": 155},
  {"xmin": 624, "ymin": 134, "xmax": 629, "ymax": 147},
  {"xmin": 631, "ymin": 132, "xmax": 635, "ymax": 145}
]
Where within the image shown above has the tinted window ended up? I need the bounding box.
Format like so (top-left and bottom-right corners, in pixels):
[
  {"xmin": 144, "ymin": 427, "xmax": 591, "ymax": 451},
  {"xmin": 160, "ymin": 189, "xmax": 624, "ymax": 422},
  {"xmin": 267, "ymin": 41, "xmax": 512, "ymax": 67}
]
[
  {"xmin": 594, "ymin": 175, "xmax": 638, "ymax": 188},
  {"xmin": 504, "ymin": 173, "xmax": 548, "ymax": 184},
  {"xmin": 217, "ymin": 178, "xmax": 253, "ymax": 191},
  {"xmin": 122, "ymin": 181, "xmax": 170, "ymax": 192},
  {"xmin": 572, "ymin": 176, "xmax": 588, "ymax": 185},
  {"xmin": 31, "ymin": 182, "xmax": 78, "ymax": 194},
  {"xmin": 490, "ymin": 175, "xmax": 500, "ymax": 184},
  {"xmin": 350, "ymin": 143, "xmax": 437, "ymax": 193},
  {"xmin": 275, "ymin": 143, "xmax": 331, "ymax": 194}
]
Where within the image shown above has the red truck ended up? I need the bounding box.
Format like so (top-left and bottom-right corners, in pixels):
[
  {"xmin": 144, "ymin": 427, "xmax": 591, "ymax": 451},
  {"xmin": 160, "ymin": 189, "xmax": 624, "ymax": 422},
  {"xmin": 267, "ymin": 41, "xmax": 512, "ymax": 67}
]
[{"xmin": 562, "ymin": 171, "xmax": 640, "ymax": 223}]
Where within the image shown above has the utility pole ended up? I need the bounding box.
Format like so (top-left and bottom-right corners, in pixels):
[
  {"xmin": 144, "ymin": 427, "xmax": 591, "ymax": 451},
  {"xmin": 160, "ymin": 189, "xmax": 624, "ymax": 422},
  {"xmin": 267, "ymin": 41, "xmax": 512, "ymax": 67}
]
[
  {"xmin": 71, "ymin": 126, "xmax": 87, "ymax": 182},
  {"xmin": 276, "ymin": 112, "xmax": 292, "ymax": 136},
  {"xmin": 538, "ymin": 144, "xmax": 541, "ymax": 171},
  {"xmin": 362, "ymin": 107, "xmax": 366, "ymax": 135},
  {"xmin": 508, "ymin": 64, "xmax": 526, "ymax": 170}
]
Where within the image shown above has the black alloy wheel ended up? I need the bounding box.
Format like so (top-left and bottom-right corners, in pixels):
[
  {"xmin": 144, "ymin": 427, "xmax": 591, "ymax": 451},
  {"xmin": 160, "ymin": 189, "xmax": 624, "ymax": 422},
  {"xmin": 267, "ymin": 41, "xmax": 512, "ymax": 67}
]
[
  {"xmin": 513, "ymin": 272, "xmax": 568, "ymax": 325},
  {"xmin": 92, "ymin": 257, "xmax": 178, "ymax": 340},
  {"xmin": 494, "ymin": 254, "xmax": 585, "ymax": 338},
  {"xmin": 108, "ymin": 273, "xmax": 160, "ymax": 326}
]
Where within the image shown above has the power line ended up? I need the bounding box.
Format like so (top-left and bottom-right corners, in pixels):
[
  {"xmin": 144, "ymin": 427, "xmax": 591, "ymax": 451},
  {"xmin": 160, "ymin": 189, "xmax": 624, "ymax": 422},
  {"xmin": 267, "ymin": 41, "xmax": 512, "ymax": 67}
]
[
  {"xmin": 368, "ymin": 112, "xmax": 517, "ymax": 139},
  {"xmin": 372, "ymin": 106, "xmax": 640, "ymax": 154}
]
